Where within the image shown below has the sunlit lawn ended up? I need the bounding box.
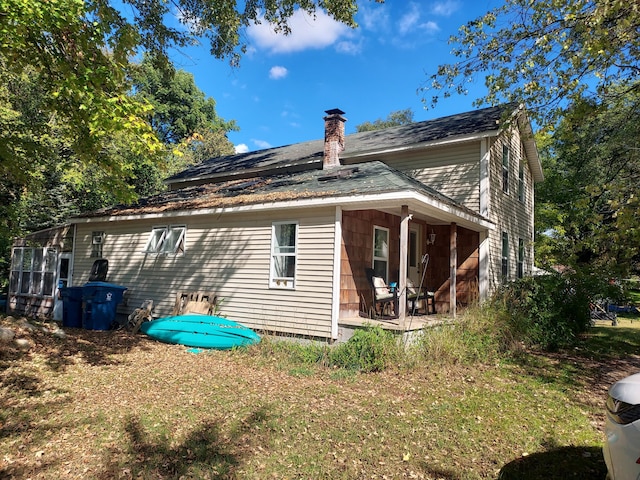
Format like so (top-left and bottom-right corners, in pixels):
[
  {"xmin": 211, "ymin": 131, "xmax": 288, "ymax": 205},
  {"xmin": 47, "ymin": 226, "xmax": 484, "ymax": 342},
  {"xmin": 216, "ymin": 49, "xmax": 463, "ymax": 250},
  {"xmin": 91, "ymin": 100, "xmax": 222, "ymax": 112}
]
[{"xmin": 1, "ymin": 313, "xmax": 639, "ymax": 479}]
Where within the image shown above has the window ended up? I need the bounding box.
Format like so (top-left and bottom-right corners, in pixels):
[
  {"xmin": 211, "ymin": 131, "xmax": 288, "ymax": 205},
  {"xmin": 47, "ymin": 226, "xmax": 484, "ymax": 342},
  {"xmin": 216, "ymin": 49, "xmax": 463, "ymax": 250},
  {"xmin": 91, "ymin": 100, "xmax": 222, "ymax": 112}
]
[
  {"xmin": 501, "ymin": 232, "xmax": 509, "ymax": 281},
  {"xmin": 270, "ymin": 222, "xmax": 298, "ymax": 289},
  {"xmin": 9, "ymin": 247, "xmax": 57, "ymax": 297},
  {"xmin": 91, "ymin": 231, "xmax": 104, "ymax": 258},
  {"xmin": 502, "ymin": 144, "xmax": 510, "ymax": 193},
  {"xmin": 144, "ymin": 225, "xmax": 186, "ymax": 255},
  {"xmin": 373, "ymin": 226, "xmax": 389, "ymax": 281},
  {"xmin": 518, "ymin": 164, "xmax": 525, "ymax": 203},
  {"xmin": 517, "ymin": 238, "xmax": 525, "ymax": 279}
]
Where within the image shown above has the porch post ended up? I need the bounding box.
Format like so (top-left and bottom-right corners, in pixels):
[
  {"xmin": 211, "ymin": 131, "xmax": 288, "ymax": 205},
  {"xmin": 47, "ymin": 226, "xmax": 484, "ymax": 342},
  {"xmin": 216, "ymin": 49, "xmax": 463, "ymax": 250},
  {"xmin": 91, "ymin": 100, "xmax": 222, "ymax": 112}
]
[
  {"xmin": 450, "ymin": 222, "xmax": 457, "ymax": 317},
  {"xmin": 399, "ymin": 205, "xmax": 409, "ymax": 326}
]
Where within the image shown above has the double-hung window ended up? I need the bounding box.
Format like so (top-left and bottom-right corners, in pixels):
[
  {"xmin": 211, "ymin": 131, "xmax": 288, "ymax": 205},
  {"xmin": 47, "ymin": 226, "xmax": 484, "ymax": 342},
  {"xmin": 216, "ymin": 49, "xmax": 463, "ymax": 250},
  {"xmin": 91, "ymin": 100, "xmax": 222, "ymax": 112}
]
[
  {"xmin": 373, "ymin": 226, "xmax": 389, "ymax": 281},
  {"xmin": 517, "ymin": 238, "xmax": 525, "ymax": 279},
  {"xmin": 144, "ymin": 225, "xmax": 186, "ymax": 255},
  {"xmin": 270, "ymin": 222, "xmax": 298, "ymax": 289},
  {"xmin": 502, "ymin": 145, "xmax": 510, "ymax": 193},
  {"xmin": 518, "ymin": 164, "xmax": 525, "ymax": 203},
  {"xmin": 501, "ymin": 232, "xmax": 509, "ymax": 281}
]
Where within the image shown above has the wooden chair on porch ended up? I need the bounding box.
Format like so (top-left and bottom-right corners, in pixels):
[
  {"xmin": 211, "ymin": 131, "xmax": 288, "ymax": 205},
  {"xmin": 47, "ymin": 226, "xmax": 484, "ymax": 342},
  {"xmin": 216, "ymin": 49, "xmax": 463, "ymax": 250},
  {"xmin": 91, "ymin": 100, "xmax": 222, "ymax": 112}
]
[
  {"xmin": 365, "ymin": 268, "xmax": 399, "ymax": 319},
  {"xmin": 406, "ymin": 278, "xmax": 436, "ymax": 315}
]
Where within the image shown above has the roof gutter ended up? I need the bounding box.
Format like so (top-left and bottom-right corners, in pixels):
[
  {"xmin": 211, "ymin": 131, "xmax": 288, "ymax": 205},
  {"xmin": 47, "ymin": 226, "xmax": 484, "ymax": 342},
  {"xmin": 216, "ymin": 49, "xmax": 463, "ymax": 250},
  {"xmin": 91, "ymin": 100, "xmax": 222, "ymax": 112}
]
[{"xmin": 70, "ymin": 190, "xmax": 493, "ymax": 232}]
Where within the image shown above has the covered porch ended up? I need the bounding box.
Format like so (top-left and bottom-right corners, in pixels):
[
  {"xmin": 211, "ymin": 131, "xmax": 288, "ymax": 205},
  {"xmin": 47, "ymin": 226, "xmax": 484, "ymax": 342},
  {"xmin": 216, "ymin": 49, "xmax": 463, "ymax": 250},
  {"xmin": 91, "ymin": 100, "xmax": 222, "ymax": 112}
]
[{"xmin": 337, "ymin": 200, "xmax": 493, "ymax": 331}]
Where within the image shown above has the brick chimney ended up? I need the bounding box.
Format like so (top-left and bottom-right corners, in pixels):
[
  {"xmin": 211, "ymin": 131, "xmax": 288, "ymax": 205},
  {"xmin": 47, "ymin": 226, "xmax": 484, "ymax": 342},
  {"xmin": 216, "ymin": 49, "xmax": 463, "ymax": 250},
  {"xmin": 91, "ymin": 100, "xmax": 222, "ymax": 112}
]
[{"xmin": 323, "ymin": 108, "xmax": 346, "ymax": 169}]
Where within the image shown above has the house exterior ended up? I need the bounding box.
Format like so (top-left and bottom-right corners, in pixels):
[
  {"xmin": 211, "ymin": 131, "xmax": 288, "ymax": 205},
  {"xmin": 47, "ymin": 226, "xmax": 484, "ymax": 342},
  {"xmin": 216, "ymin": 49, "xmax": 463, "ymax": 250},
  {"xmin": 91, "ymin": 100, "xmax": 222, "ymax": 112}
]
[{"xmin": 7, "ymin": 104, "xmax": 542, "ymax": 342}]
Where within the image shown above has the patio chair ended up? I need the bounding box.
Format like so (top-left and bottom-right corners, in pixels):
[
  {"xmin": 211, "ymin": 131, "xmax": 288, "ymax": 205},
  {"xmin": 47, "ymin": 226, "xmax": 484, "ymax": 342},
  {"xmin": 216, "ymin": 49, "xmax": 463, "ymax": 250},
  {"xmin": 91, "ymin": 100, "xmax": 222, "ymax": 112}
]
[
  {"xmin": 365, "ymin": 268, "xmax": 399, "ymax": 319},
  {"xmin": 406, "ymin": 278, "xmax": 436, "ymax": 315}
]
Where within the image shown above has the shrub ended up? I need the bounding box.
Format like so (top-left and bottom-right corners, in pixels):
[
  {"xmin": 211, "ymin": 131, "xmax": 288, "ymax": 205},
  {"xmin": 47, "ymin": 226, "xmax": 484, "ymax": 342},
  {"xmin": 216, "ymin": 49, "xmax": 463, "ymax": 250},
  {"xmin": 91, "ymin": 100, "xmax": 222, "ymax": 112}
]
[
  {"xmin": 490, "ymin": 270, "xmax": 609, "ymax": 351},
  {"xmin": 329, "ymin": 325, "xmax": 400, "ymax": 372}
]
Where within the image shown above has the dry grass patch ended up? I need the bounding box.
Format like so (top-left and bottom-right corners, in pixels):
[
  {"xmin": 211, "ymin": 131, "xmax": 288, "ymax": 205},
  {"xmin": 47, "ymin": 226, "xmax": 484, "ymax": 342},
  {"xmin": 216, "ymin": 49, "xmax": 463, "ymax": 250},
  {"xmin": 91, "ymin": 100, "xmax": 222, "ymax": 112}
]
[{"xmin": 0, "ymin": 315, "xmax": 634, "ymax": 479}]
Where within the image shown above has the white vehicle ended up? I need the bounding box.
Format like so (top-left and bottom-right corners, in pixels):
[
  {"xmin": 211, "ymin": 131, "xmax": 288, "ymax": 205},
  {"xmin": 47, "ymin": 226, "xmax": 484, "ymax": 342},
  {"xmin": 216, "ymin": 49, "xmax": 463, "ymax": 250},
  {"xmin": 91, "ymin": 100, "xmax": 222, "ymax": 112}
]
[{"xmin": 604, "ymin": 373, "xmax": 640, "ymax": 480}]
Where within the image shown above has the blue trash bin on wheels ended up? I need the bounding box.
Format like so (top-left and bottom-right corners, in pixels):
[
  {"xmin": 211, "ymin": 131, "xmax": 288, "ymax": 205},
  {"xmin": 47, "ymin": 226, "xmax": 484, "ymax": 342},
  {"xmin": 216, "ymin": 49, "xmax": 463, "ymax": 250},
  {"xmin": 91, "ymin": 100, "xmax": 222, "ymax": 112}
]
[
  {"xmin": 81, "ymin": 282, "xmax": 128, "ymax": 330},
  {"xmin": 60, "ymin": 286, "xmax": 84, "ymax": 328}
]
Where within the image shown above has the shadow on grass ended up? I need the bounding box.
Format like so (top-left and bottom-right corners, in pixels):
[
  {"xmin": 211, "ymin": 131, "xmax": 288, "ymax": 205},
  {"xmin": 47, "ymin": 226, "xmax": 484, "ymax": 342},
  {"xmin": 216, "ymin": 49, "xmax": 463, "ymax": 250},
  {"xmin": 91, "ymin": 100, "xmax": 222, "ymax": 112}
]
[
  {"xmin": 498, "ymin": 445, "xmax": 606, "ymax": 479},
  {"xmin": 506, "ymin": 322, "xmax": 640, "ymax": 396},
  {"xmin": 0, "ymin": 315, "xmax": 154, "ymax": 373},
  {"xmin": 98, "ymin": 407, "xmax": 272, "ymax": 479}
]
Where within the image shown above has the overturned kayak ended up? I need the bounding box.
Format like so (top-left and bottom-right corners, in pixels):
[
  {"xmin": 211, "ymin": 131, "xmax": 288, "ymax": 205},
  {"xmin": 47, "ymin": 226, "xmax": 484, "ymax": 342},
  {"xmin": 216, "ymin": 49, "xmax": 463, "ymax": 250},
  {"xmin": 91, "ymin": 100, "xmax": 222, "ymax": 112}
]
[{"xmin": 140, "ymin": 314, "xmax": 260, "ymax": 349}]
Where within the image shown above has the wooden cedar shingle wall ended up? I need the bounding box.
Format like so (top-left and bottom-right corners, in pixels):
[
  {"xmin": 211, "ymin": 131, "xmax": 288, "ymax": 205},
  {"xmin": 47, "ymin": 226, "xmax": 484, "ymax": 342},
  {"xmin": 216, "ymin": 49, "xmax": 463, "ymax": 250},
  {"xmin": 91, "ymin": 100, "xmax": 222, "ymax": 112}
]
[
  {"xmin": 73, "ymin": 207, "xmax": 337, "ymax": 338},
  {"xmin": 340, "ymin": 210, "xmax": 400, "ymax": 318},
  {"xmin": 428, "ymin": 226, "xmax": 479, "ymax": 312}
]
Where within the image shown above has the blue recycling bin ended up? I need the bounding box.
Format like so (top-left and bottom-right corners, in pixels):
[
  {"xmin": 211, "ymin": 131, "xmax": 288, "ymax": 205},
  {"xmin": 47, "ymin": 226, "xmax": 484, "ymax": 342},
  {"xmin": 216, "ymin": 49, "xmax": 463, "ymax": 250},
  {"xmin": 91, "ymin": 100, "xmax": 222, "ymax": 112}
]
[
  {"xmin": 60, "ymin": 287, "xmax": 84, "ymax": 328},
  {"xmin": 81, "ymin": 282, "xmax": 127, "ymax": 330}
]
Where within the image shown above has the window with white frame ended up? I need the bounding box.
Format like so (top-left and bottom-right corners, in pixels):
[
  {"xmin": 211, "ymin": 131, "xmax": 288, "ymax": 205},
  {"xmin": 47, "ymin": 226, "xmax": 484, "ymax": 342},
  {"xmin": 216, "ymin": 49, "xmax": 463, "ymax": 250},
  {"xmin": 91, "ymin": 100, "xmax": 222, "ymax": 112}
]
[
  {"xmin": 373, "ymin": 226, "xmax": 389, "ymax": 281},
  {"xmin": 518, "ymin": 164, "xmax": 525, "ymax": 203},
  {"xmin": 144, "ymin": 225, "xmax": 186, "ymax": 255},
  {"xmin": 501, "ymin": 232, "xmax": 509, "ymax": 281},
  {"xmin": 270, "ymin": 222, "xmax": 298, "ymax": 289},
  {"xmin": 517, "ymin": 238, "xmax": 525, "ymax": 279},
  {"xmin": 9, "ymin": 247, "xmax": 57, "ymax": 297},
  {"xmin": 502, "ymin": 144, "xmax": 510, "ymax": 193}
]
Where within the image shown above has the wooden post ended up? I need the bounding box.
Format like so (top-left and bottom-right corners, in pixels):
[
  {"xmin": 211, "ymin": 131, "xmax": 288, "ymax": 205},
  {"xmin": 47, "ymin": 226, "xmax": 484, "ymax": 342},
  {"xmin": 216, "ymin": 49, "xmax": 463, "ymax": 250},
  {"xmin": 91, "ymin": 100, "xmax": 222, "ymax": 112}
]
[
  {"xmin": 450, "ymin": 222, "xmax": 457, "ymax": 317},
  {"xmin": 399, "ymin": 205, "xmax": 409, "ymax": 327}
]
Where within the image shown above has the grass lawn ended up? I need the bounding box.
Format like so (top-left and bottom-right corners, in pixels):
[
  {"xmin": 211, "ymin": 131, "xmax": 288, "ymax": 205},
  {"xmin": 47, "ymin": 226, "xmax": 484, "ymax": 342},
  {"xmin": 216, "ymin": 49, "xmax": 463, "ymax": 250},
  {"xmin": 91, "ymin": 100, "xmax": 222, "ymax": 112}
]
[{"xmin": 1, "ymin": 314, "xmax": 640, "ymax": 479}]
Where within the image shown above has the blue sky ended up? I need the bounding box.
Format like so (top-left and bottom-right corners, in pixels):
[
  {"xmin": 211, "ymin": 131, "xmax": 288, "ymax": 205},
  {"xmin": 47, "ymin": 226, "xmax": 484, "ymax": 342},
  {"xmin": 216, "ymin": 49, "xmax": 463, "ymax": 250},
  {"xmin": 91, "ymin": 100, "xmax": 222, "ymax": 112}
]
[{"xmin": 172, "ymin": 1, "xmax": 499, "ymax": 153}]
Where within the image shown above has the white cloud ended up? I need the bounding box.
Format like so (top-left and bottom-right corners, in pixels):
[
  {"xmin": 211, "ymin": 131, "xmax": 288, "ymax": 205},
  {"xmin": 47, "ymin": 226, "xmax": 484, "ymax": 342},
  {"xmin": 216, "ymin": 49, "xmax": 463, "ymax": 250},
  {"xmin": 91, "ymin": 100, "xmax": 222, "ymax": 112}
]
[
  {"xmin": 253, "ymin": 139, "xmax": 273, "ymax": 149},
  {"xmin": 248, "ymin": 9, "xmax": 351, "ymax": 54},
  {"xmin": 235, "ymin": 144, "xmax": 249, "ymax": 153},
  {"xmin": 336, "ymin": 40, "xmax": 361, "ymax": 55},
  {"xmin": 359, "ymin": 4, "xmax": 390, "ymax": 31},
  {"xmin": 397, "ymin": 3, "xmax": 441, "ymax": 36},
  {"xmin": 431, "ymin": 1, "xmax": 461, "ymax": 17},
  {"xmin": 269, "ymin": 65, "xmax": 289, "ymax": 79},
  {"xmin": 398, "ymin": 4, "xmax": 421, "ymax": 35}
]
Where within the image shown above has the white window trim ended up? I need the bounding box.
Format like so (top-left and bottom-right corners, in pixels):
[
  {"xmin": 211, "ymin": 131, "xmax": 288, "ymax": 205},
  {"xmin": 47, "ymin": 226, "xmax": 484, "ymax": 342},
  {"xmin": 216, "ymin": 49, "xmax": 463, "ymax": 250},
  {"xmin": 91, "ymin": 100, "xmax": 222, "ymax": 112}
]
[
  {"xmin": 502, "ymin": 144, "xmax": 510, "ymax": 194},
  {"xmin": 518, "ymin": 164, "xmax": 525, "ymax": 203},
  {"xmin": 270, "ymin": 221, "xmax": 298, "ymax": 289},
  {"xmin": 144, "ymin": 225, "xmax": 186, "ymax": 255},
  {"xmin": 517, "ymin": 238, "xmax": 525, "ymax": 279},
  {"xmin": 373, "ymin": 225, "xmax": 390, "ymax": 282}
]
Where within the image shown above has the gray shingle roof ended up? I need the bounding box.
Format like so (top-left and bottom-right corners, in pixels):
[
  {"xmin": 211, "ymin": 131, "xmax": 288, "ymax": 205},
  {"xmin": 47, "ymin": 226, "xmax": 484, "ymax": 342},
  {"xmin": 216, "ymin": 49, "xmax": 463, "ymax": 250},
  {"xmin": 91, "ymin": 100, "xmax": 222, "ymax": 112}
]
[
  {"xmin": 79, "ymin": 161, "xmax": 484, "ymax": 221},
  {"xmin": 165, "ymin": 104, "xmax": 514, "ymax": 186}
]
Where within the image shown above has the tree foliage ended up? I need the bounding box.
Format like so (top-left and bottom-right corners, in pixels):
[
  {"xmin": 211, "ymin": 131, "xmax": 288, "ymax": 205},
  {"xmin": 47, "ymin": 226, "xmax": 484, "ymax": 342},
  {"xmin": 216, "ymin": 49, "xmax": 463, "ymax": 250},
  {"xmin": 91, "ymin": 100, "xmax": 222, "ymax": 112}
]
[
  {"xmin": 535, "ymin": 84, "xmax": 640, "ymax": 276},
  {"xmin": 424, "ymin": 0, "xmax": 640, "ymax": 127},
  {"xmin": 0, "ymin": 0, "xmax": 364, "ymax": 197},
  {"xmin": 355, "ymin": 109, "xmax": 414, "ymax": 132}
]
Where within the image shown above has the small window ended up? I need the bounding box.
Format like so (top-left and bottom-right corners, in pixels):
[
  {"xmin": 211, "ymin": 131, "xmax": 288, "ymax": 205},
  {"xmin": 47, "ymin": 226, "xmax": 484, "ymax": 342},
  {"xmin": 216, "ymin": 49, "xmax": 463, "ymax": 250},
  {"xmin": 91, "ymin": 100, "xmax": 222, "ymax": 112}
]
[
  {"xmin": 517, "ymin": 238, "xmax": 525, "ymax": 279},
  {"xmin": 144, "ymin": 225, "xmax": 186, "ymax": 255},
  {"xmin": 270, "ymin": 222, "xmax": 298, "ymax": 289},
  {"xmin": 501, "ymin": 232, "xmax": 509, "ymax": 281},
  {"xmin": 502, "ymin": 144, "xmax": 510, "ymax": 193},
  {"xmin": 373, "ymin": 226, "xmax": 389, "ymax": 281},
  {"xmin": 518, "ymin": 164, "xmax": 525, "ymax": 203},
  {"xmin": 91, "ymin": 231, "xmax": 105, "ymax": 258}
]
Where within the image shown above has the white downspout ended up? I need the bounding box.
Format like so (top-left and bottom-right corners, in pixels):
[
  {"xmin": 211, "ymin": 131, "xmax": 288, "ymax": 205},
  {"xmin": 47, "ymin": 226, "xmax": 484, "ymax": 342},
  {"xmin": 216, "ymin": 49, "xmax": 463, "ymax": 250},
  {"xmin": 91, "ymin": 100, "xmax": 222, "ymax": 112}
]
[{"xmin": 331, "ymin": 206, "xmax": 342, "ymax": 340}]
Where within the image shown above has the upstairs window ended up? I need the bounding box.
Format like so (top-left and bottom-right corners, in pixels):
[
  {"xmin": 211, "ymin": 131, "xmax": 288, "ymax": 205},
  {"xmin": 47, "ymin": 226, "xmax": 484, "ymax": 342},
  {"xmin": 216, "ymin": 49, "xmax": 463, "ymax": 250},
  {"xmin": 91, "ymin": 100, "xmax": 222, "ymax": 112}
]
[
  {"xmin": 270, "ymin": 222, "xmax": 298, "ymax": 289},
  {"xmin": 518, "ymin": 164, "xmax": 525, "ymax": 203},
  {"xmin": 144, "ymin": 225, "xmax": 186, "ymax": 255},
  {"xmin": 502, "ymin": 145, "xmax": 510, "ymax": 193},
  {"xmin": 501, "ymin": 232, "xmax": 509, "ymax": 281}
]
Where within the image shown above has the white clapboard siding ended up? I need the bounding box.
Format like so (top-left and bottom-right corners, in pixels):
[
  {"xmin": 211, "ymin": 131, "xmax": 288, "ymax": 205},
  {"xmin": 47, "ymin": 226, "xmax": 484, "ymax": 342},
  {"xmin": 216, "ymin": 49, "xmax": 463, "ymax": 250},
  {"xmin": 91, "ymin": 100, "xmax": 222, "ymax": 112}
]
[
  {"xmin": 381, "ymin": 142, "xmax": 482, "ymax": 211},
  {"xmin": 74, "ymin": 207, "xmax": 337, "ymax": 338}
]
